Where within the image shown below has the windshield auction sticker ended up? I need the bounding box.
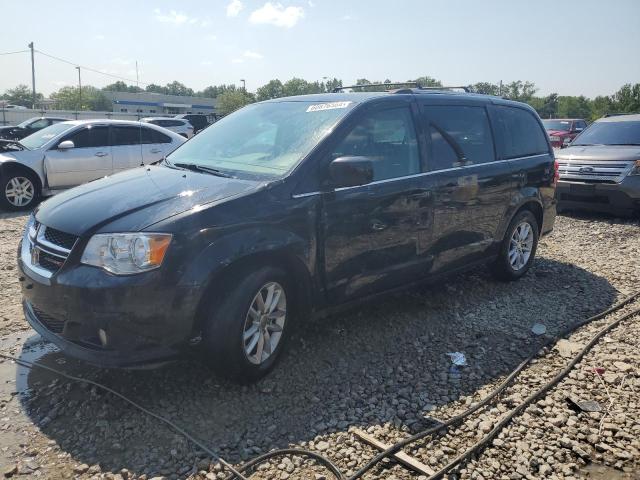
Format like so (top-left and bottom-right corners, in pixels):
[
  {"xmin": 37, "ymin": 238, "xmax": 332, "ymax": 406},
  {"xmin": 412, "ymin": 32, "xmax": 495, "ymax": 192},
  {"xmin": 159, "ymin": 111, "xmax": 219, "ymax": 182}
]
[{"xmin": 306, "ymin": 101, "xmax": 352, "ymax": 112}]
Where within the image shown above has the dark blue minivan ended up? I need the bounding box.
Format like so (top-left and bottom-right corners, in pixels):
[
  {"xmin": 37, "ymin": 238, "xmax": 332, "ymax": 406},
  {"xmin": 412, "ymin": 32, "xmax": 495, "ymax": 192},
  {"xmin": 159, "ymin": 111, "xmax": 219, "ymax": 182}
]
[{"xmin": 18, "ymin": 87, "xmax": 557, "ymax": 381}]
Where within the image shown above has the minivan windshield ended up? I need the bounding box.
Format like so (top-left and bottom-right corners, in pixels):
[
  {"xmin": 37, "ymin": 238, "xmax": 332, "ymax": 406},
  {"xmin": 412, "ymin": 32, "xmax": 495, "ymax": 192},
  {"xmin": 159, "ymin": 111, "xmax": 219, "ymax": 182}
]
[
  {"xmin": 542, "ymin": 120, "xmax": 571, "ymax": 131},
  {"xmin": 166, "ymin": 100, "xmax": 356, "ymax": 178},
  {"xmin": 572, "ymin": 121, "xmax": 640, "ymax": 146},
  {"xmin": 20, "ymin": 122, "xmax": 75, "ymax": 150}
]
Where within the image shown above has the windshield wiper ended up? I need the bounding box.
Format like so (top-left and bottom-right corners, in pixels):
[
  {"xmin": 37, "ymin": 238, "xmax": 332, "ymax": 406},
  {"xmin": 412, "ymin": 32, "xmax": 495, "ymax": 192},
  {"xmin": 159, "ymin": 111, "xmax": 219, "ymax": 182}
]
[{"xmin": 172, "ymin": 162, "xmax": 233, "ymax": 178}]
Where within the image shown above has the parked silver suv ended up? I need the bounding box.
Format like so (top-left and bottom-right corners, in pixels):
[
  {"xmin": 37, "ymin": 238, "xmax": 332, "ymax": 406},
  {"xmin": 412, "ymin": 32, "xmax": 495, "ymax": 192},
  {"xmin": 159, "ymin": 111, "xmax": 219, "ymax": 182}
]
[{"xmin": 556, "ymin": 114, "xmax": 640, "ymax": 215}]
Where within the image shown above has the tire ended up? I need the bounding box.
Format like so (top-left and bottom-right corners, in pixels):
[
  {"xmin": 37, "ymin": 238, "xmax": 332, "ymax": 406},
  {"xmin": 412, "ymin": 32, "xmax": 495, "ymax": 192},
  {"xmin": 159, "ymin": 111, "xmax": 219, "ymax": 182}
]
[
  {"xmin": 0, "ymin": 170, "xmax": 39, "ymax": 211},
  {"xmin": 491, "ymin": 210, "xmax": 539, "ymax": 281},
  {"xmin": 202, "ymin": 265, "xmax": 293, "ymax": 382}
]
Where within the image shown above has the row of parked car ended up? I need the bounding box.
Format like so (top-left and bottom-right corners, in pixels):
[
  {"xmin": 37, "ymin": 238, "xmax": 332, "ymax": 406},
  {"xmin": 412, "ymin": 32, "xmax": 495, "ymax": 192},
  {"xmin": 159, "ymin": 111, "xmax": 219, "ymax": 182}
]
[
  {"xmin": 542, "ymin": 114, "xmax": 640, "ymax": 216},
  {"xmin": 0, "ymin": 114, "xmax": 212, "ymax": 208},
  {"xmin": 0, "ymin": 113, "xmax": 210, "ymax": 141},
  {"xmin": 7, "ymin": 86, "xmax": 640, "ymax": 381}
]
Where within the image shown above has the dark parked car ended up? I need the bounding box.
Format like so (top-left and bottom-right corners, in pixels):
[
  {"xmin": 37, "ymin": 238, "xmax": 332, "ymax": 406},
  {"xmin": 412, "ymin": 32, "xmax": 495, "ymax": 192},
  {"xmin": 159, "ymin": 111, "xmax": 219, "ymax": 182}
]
[
  {"xmin": 542, "ymin": 118, "xmax": 587, "ymax": 148},
  {"xmin": 556, "ymin": 113, "xmax": 640, "ymax": 215},
  {"xmin": 174, "ymin": 113, "xmax": 210, "ymax": 133},
  {"xmin": 18, "ymin": 89, "xmax": 557, "ymax": 381},
  {"xmin": 0, "ymin": 117, "xmax": 69, "ymax": 140}
]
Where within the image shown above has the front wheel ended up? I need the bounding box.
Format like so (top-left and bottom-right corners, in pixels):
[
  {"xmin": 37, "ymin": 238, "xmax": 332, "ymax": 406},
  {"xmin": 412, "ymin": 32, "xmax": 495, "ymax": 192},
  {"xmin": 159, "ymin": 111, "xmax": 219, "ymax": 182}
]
[
  {"xmin": 0, "ymin": 172, "xmax": 39, "ymax": 210},
  {"xmin": 491, "ymin": 210, "xmax": 539, "ymax": 281},
  {"xmin": 202, "ymin": 266, "xmax": 292, "ymax": 382}
]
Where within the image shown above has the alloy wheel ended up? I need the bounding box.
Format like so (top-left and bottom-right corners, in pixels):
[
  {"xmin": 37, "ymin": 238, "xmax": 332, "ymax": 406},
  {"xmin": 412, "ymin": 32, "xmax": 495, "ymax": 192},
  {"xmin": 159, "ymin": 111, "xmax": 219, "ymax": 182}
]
[
  {"xmin": 5, "ymin": 176, "xmax": 35, "ymax": 207},
  {"xmin": 508, "ymin": 221, "xmax": 534, "ymax": 271},
  {"xmin": 242, "ymin": 282, "xmax": 287, "ymax": 365}
]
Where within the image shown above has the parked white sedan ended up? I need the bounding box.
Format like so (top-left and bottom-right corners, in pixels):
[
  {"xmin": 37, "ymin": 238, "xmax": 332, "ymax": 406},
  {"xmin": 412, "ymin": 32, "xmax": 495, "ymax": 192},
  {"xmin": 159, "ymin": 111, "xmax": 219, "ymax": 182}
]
[
  {"xmin": 141, "ymin": 117, "xmax": 194, "ymax": 139},
  {"xmin": 0, "ymin": 119, "xmax": 185, "ymax": 209}
]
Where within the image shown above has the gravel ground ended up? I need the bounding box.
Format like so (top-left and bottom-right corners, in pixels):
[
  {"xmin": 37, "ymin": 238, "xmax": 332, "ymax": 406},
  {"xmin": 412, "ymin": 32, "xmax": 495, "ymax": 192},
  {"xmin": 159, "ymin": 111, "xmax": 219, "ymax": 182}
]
[{"xmin": 0, "ymin": 210, "xmax": 638, "ymax": 480}]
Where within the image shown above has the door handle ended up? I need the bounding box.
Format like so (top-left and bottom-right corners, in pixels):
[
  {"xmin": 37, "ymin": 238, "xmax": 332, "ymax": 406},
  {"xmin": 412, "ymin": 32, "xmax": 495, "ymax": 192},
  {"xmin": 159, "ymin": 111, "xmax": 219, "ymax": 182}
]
[
  {"xmin": 150, "ymin": 149, "xmax": 162, "ymax": 154},
  {"xmin": 95, "ymin": 152, "xmax": 108, "ymax": 157}
]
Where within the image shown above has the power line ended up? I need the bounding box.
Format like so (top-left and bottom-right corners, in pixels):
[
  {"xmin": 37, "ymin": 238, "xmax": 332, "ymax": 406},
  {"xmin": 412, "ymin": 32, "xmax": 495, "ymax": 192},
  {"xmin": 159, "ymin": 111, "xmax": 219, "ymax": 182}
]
[
  {"xmin": 0, "ymin": 50, "xmax": 29, "ymax": 56},
  {"xmin": 35, "ymin": 49, "xmax": 150, "ymax": 86}
]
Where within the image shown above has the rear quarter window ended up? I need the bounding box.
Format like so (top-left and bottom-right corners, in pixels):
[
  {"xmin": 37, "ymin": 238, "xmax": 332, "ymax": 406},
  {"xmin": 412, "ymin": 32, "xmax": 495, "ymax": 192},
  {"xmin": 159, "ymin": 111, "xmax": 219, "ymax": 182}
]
[{"xmin": 493, "ymin": 106, "xmax": 549, "ymax": 159}]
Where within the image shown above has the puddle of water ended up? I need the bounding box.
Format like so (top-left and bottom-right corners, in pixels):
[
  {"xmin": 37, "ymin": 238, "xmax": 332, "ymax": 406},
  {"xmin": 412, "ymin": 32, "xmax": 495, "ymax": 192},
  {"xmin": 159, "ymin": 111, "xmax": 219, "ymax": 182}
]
[
  {"xmin": 578, "ymin": 464, "xmax": 636, "ymax": 479},
  {"xmin": 0, "ymin": 331, "xmax": 96, "ymax": 397}
]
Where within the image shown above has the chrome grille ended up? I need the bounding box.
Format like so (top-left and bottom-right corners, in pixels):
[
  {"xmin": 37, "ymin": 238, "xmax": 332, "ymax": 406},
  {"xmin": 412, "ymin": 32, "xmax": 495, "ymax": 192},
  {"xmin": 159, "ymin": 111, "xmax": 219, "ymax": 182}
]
[
  {"xmin": 44, "ymin": 227, "xmax": 78, "ymax": 250},
  {"xmin": 21, "ymin": 222, "xmax": 75, "ymax": 278},
  {"xmin": 557, "ymin": 160, "xmax": 634, "ymax": 183}
]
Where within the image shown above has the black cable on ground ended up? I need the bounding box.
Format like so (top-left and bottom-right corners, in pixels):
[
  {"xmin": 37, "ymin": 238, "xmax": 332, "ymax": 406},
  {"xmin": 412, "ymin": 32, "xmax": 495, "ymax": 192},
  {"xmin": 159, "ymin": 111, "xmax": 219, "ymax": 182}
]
[
  {"xmin": 424, "ymin": 304, "xmax": 640, "ymax": 480},
  {"xmin": 2, "ymin": 289, "xmax": 639, "ymax": 480},
  {"xmin": 346, "ymin": 289, "xmax": 640, "ymax": 480},
  {"xmin": 0, "ymin": 353, "xmax": 249, "ymax": 480}
]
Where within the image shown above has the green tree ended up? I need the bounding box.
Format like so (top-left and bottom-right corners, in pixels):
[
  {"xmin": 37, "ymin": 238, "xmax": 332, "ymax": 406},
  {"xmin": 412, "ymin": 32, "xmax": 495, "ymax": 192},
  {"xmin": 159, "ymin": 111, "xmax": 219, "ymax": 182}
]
[
  {"xmin": 324, "ymin": 77, "xmax": 342, "ymax": 92},
  {"xmin": 51, "ymin": 85, "xmax": 111, "ymax": 111},
  {"xmin": 413, "ymin": 76, "xmax": 442, "ymax": 87},
  {"xmin": 591, "ymin": 95, "xmax": 615, "ymax": 119},
  {"xmin": 1, "ymin": 84, "xmax": 42, "ymax": 107},
  {"xmin": 198, "ymin": 84, "xmax": 238, "ymax": 98},
  {"xmin": 256, "ymin": 80, "xmax": 285, "ymax": 101},
  {"xmin": 530, "ymin": 93, "xmax": 559, "ymax": 119},
  {"xmin": 165, "ymin": 81, "xmax": 194, "ymax": 96},
  {"xmin": 470, "ymin": 82, "xmax": 500, "ymax": 95},
  {"xmin": 282, "ymin": 78, "xmax": 323, "ymax": 96},
  {"xmin": 613, "ymin": 83, "xmax": 640, "ymax": 113},
  {"xmin": 103, "ymin": 81, "xmax": 143, "ymax": 93},
  {"xmin": 217, "ymin": 90, "xmax": 255, "ymax": 115},
  {"xmin": 502, "ymin": 81, "xmax": 537, "ymax": 102},
  {"xmin": 557, "ymin": 95, "xmax": 592, "ymax": 119},
  {"xmin": 145, "ymin": 83, "xmax": 168, "ymax": 94}
]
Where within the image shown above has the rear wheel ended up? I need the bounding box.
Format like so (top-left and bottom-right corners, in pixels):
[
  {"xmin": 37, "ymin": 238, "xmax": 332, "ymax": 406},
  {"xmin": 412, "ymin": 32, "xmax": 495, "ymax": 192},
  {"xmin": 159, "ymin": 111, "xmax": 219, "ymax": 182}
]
[
  {"xmin": 0, "ymin": 171, "xmax": 39, "ymax": 210},
  {"xmin": 491, "ymin": 210, "xmax": 539, "ymax": 281},
  {"xmin": 202, "ymin": 266, "xmax": 292, "ymax": 382}
]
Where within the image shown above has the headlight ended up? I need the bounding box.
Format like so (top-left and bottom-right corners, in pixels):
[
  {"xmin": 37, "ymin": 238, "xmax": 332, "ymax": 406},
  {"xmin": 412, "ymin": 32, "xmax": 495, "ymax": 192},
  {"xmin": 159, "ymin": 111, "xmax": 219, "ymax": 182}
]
[
  {"xmin": 25, "ymin": 214, "xmax": 37, "ymax": 241},
  {"xmin": 562, "ymin": 137, "xmax": 571, "ymax": 145},
  {"xmin": 81, "ymin": 233, "xmax": 172, "ymax": 275},
  {"xmin": 630, "ymin": 160, "xmax": 640, "ymax": 176}
]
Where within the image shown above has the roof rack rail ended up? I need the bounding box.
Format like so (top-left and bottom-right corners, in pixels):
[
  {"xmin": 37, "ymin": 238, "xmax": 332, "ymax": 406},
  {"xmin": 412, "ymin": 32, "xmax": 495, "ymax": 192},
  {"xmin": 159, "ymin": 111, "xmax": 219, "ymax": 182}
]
[
  {"xmin": 332, "ymin": 83, "xmax": 471, "ymax": 93},
  {"xmin": 332, "ymin": 82, "xmax": 419, "ymax": 92},
  {"xmin": 419, "ymin": 85, "xmax": 471, "ymax": 93},
  {"xmin": 602, "ymin": 112, "xmax": 636, "ymax": 117}
]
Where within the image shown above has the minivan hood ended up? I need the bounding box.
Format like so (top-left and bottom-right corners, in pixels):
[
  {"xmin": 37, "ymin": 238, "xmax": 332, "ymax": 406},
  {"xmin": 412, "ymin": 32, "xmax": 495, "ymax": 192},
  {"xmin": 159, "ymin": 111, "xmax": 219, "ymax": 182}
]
[
  {"xmin": 556, "ymin": 145, "xmax": 640, "ymax": 162},
  {"xmin": 35, "ymin": 165, "xmax": 264, "ymax": 235}
]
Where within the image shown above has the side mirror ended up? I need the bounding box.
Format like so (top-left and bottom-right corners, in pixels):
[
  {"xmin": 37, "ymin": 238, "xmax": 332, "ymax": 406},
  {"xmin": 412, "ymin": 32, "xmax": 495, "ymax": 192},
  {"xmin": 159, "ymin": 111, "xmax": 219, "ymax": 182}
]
[
  {"xmin": 58, "ymin": 140, "xmax": 75, "ymax": 150},
  {"xmin": 329, "ymin": 156, "xmax": 374, "ymax": 188}
]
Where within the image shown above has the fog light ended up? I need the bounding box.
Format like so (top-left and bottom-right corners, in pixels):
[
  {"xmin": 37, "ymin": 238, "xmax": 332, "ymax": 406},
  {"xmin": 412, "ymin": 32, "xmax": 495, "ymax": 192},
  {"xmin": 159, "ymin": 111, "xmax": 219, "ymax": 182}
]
[{"xmin": 98, "ymin": 329, "xmax": 108, "ymax": 347}]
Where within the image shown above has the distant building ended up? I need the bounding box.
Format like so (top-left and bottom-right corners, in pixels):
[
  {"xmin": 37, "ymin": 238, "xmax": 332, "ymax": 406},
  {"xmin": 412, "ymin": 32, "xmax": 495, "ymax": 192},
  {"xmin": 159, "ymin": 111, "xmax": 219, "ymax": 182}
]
[{"xmin": 102, "ymin": 91, "xmax": 217, "ymax": 117}]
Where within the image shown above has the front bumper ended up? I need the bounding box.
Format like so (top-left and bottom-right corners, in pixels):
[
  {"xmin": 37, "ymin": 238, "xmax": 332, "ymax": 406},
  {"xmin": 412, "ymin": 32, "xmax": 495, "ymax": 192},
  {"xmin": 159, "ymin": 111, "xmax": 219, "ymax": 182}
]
[
  {"xmin": 556, "ymin": 177, "xmax": 640, "ymax": 215},
  {"xmin": 18, "ymin": 247, "xmax": 202, "ymax": 368}
]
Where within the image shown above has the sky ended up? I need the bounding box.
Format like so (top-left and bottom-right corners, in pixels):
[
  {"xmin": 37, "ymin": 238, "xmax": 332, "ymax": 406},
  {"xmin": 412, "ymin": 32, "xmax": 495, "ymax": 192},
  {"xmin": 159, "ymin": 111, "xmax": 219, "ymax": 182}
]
[{"xmin": 1, "ymin": 0, "xmax": 639, "ymax": 98}]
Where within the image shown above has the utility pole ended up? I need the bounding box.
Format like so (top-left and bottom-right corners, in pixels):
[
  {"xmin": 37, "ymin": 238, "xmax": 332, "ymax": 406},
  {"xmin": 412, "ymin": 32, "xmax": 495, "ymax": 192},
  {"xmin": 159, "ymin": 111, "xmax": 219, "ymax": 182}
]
[
  {"xmin": 499, "ymin": 80, "xmax": 503, "ymax": 97},
  {"xmin": 75, "ymin": 66, "xmax": 82, "ymax": 111},
  {"xmin": 135, "ymin": 60, "xmax": 139, "ymax": 90},
  {"xmin": 28, "ymin": 42, "xmax": 36, "ymax": 109}
]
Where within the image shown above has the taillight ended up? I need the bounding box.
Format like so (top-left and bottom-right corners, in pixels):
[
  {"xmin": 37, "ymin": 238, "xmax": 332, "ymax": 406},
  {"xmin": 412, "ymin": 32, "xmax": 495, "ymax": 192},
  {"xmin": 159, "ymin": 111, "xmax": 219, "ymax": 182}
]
[{"xmin": 553, "ymin": 160, "xmax": 560, "ymax": 185}]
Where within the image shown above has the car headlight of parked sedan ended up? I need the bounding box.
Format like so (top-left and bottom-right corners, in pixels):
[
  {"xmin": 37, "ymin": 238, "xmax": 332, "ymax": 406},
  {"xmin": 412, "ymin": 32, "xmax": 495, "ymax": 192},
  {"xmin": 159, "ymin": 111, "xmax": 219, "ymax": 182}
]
[
  {"xmin": 80, "ymin": 233, "xmax": 172, "ymax": 275},
  {"xmin": 629, "ymin": 160, "xmax": 640, "ymax": 176}
]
